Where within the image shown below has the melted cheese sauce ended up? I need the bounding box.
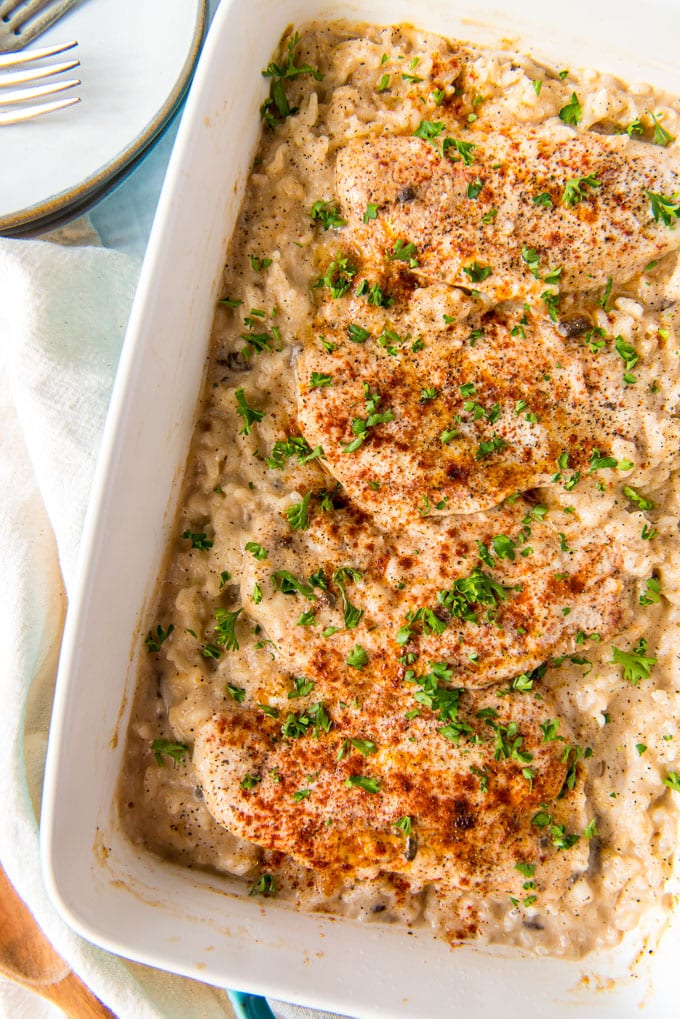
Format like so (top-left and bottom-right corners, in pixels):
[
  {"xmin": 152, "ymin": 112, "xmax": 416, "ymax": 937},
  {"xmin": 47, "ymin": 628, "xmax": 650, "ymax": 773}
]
[{"xmin": 118, "ymin": 21, "xmax": 680, "ymax": 958}]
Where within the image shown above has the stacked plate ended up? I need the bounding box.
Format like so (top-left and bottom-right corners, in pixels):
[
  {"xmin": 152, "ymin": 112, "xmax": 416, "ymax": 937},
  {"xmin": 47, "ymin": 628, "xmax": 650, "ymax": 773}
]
[{"xmin": 0, "ymin": 0, "xmax": 206, "ymax": 236}]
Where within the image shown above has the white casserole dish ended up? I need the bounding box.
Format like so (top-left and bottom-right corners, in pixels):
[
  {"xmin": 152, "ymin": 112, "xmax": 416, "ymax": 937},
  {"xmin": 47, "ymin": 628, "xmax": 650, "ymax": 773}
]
[{"xmin": 41, "ymin": 1, "xmax": 680, "ymax": 1015}]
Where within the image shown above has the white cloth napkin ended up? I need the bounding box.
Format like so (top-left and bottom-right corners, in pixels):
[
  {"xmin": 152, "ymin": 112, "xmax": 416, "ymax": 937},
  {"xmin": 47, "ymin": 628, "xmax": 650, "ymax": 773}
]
[{"xmin": 0, "ymin": 230, "xmax": 244, "ymax": 1018}]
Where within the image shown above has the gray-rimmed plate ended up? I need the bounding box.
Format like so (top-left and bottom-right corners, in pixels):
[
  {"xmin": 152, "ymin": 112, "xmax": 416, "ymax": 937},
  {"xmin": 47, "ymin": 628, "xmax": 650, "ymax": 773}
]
[{"xmin": 0, "ymin": 0, "xmax": 206, "ymax": 236}]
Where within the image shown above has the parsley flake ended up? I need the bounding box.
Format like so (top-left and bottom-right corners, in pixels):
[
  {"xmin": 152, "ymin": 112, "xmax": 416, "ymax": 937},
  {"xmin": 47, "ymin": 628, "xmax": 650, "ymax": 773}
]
[
  {"xmin": 611, "ymin": 639, "xmax": 657, "ymax": 685},
  {"xmin": 559, "ymin": 91, "xmax": 582, "ymax": 126},
  {"xmin": 152, "ymin": 739, "xmax": 189, "ymax": 767}
]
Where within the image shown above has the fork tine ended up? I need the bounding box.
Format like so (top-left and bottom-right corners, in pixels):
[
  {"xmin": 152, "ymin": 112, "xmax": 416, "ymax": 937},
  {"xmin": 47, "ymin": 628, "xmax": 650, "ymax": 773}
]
[
  {"xmin": 2, "ymin": 0, "xmax": 63, "ymax": 30},
  {"xmin": 0, "ymin": 38, "xmax": 76, "ymax": 67},
  {"xmin": 0, "ymin": 56, "xmax": 78, "ymax": 86},
  {"xmin": 0, "ymin": 2, "xmax": 25, "ymax": 17},
  {"xmin": 0, "ymin": 0, "xmax": 80, "ymax": 51},
  {"xmin": 0, "ymin": 74, "xmax": 78, "ymax": 105},
  {"xmin": 0, "ymin": 92, "xmax": 79, "ymax": 125}
]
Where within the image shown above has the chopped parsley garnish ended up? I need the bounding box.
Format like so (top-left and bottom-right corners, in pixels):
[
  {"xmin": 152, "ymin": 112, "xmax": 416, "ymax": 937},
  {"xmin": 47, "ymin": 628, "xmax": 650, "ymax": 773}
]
[
  {"xmin": 348, "ymin": 737, "xmax": 377, "ymax": 756},
  {"xmin": 540, "ymin": 718, "xmax": 563, "ymax": 743},
  {"xmin": 314, "ymin": 253, "xmax": 357, "ymax": 298},
  {"xmin": 387, "ymin": 239, "xmax": 420, "ymax": 267},
  {"xmin": 485, "ymin": 718, "xmax": 533, "ymax": 765},
  {"xmin": 235, "ymin": 388, "xmax": 265, "ymax": 435},
  {"xmin": 288, "ymin": 675, "xmax": 315, "ymax": 699},
  {"xmin": 599, "ymin": 276, "xmax": 613, "ymax": 311},
  {"xmin": 260, "ymin": 31, "xmax": 323, "ymax": 128},
  {"xmin": 272, "ymin": 570, "xmax": 317, "ymax": 600},
  {"xmin": 540, "ymin": 289, "xmax": 560, "ymax": 322},
  {"xmin": 467, "ymin": 178, "xmax": 484, "ymax": 199},
  {"xmin": 533, "ymin": 192, "xmax": 553, "ymax": 208},
  {"xmin": 531, "ymin": 808, "xmax": 580, "ymax": 850},
  {"xmin": 645, "ymin": 189, "xmax": 680, "ymax": 228},
  {"xmin": 515, "ymin": 861, "xmax": 536, "ymax": 878},
  {"xmin": 623, "ymin": 118, "xmax": 644, "ymax": 137},
  {"xmin": 440, "ymin": 427, "xmax": 459, "ymax": 444},
  {"xmin": 214, "ymin": 608, "xmax": 243, "ymax": 651},
  {"xmin": 245, "ymin": 541, "xmax": 268, "ymax": 560},
  {"xmin": 588, "ymin": 449, "xmax": 619, "ymax": 471},
  {"xmin": 363, "ymin": 202, "xmax": 379, "ymax": 223},
  {"xmin": 491, "ymin": 534, "xmax": 516, "ymax": 560},
  {"xmin": 403, "ymin": 663, "xmax": 471, "ymax": 742},
  {"xmin": 227, "ymin": 680, "xmax": 245, "ymax": 705},
  {"xmin": 558, "ymin": 91, "xmax": 582, "ymax": 126},
  {"xmin": 343, "ymin": 384, "xmax": 394, "ymax": 453},
  {"xmin": 248, "ymin": 255, "xmax": 273, "ymax": 272},
  {"xmin": 521, "ymin": 246, "xmax": 541, "ymax": 278},
  {"xmin": 333, "ymin": 566, "xmax": 364, "ymax": 629},
  {"xmin": 610, "ymin": 638, "xmax": 657, "ymax": 685},
  {"xmin": 181, "ymin": 529, "xmax": 213, "ymax": 551},
  {"xmin": 310, "ymin": 200, "xmax": 346, "ymax": 230},
  {"xmin": 583, "ymin": 818, "xmax": 599, "ymax": 839},
  {"xmin": 249, "ymin": 873, "xmax": 277, "ymax": 897},
  {"xmin": 355, "ymin": 278, "xmax": 394, "ymax": 307},
  {"xmin": 239, "ymin": 320, "xmax": 281, "ymax": 356},
  {"xmin": 462, "ymin": 261, "xmax": 492, "ymax": 283},
  {"xmin": 151, "ymin": 738, "xmax": 189, "ymax": 767},
  {"xmin": 623, "ymin": 485, "xmax": 655, "ymax": 511},
  {"xmin": 474, "ymin": 434, "xmax": 507, "ymax": 460},
  {"xmin": 240, "ymin": 772, "xmax": 262, "ymax": 790},
  {"xmin": 309, "ymin": 371, "xmax": 333, "ymax": 389},
  {"xmin": 651, "ymin": 114, "xmax": 674, "ymax": 147},
  {"xmin": 400, "ymin": 569, "xmax": 513, "ymax": 640},
  {"xmin": 413, "ymin": 119, "xmax": 446, "ymax": 141},
  {"xmin": 376, "ymin": 72, "xmax": 390, "ymax": 92},
  {"xmin": 266, "ymin": 435, "xmax": 324, "ymax": 469},
  {"xmin": 145, "ymin": 623, "xmax": 174, "ymax": 653},
  {"xmin": 281, "ymin": 702, "xmax": 331, "ymax": 739},
  {"xmin": 615, "ymin": 335, "xmax": 639, "ymax": 383},
  {"xmin": 663, "ymin": 772, "xmax": 680, "ymax": 793},
  {"xmin": 442, "ymin": 137, "xmax": 476, "ymax": 165},
  {"xmin": 347, "ymin": 323, "xmax": 371, "ymax": 343},
  {"xmin": 286, "ymin": 492, "xmax": 312, "ymax": 531},
  {"xmin": 201, "ymin": 643, "xmax": 222, "ymax": 660},
  {"xmin": 639, "ymin": 575, "xmax": 661, "ymax": 606},
  {"xmin": 394, "ymin": 815, "xmax": 413, "ymax": 835},
  {"xmin": 561, "ymin": 174, "xmax": 600, "ymax": 207},
  {"xmin": 347, "ymin": 644, "xmax": 369, "ymax": 668},
  {"xmin": 344, "ymin": 774, "xmax": 380, "ymax": 793}
]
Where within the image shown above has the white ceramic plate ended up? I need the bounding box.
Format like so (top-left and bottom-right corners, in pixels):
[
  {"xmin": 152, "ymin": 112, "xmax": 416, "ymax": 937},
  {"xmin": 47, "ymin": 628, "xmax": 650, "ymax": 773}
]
[
  {"xmin": 0, "ymin": 0, "xmax": 206, "ymax": 234},
  {"xmin": 41, "ymin": 1, "xmax": 680, "ymax": 1017}
]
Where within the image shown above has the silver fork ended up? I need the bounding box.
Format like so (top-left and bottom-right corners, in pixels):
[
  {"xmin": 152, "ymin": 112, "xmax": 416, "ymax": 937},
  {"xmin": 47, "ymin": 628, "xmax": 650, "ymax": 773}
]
[
  {"xmin": 0, "ymin": 0, "xmax": 80, "ymax": 53},
  {"xmin": 0, "ymin": 39, "xmax": 79, "ymax": 124}
]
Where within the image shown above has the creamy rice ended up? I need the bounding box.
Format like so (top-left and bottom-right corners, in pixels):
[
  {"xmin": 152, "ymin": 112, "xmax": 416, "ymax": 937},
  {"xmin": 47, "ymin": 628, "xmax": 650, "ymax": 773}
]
[{"xmin": 118, "ymin": 21, "xmax": 680, "ymax": 958}]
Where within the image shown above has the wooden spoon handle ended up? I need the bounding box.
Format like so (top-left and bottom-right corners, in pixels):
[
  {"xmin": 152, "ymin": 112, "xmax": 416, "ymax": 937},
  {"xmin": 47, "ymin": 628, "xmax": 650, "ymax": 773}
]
[
  {"xmin": 37, "ymin": 969, "xmax": 116, "ymax": 1018},
  {"xmin": 0, "ymin": 863, "xmax": 115, "ymax": 1017}
]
